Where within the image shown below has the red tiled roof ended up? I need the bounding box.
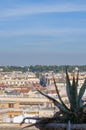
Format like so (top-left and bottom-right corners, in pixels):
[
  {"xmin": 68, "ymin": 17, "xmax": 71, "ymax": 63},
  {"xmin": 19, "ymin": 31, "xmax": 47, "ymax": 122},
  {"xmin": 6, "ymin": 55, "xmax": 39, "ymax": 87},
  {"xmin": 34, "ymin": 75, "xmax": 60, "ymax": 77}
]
[{"xmin": 16, "ymin": 89, "xmax": 30, "ymax": 93}]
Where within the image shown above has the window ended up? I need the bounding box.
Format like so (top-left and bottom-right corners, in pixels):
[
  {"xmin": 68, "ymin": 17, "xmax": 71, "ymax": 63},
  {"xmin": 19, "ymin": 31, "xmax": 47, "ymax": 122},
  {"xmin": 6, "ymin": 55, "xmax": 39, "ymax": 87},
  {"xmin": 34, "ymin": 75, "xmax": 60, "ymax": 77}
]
[{"xmin": 9, "ymin": 103, "xmax": 14, "ymax": 108}]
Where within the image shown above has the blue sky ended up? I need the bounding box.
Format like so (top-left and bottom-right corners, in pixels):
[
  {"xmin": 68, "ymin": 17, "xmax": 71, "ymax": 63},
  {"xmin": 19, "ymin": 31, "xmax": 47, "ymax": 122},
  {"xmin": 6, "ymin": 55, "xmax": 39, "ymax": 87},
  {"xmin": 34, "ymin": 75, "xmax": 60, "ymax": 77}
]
[{"xmin": 0, "ymin": 0, "xmax": 86, "ymax": 65}]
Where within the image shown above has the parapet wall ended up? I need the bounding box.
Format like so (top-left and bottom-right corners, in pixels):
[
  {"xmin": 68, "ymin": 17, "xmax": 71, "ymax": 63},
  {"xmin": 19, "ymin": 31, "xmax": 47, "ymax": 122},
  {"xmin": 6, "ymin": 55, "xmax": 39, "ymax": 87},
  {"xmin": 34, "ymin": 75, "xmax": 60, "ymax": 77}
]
[{"xmin": 0, "ymin": 124, "xmax": 38, "ymax": 130}]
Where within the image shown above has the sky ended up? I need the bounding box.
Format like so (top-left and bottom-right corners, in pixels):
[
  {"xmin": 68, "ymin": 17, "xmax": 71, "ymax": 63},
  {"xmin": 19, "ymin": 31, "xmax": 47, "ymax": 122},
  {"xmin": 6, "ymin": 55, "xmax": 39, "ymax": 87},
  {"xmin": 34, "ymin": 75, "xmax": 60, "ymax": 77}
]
[{"xmin": 0, "ymin": 0, "xmax": 86, "ymax": 66}]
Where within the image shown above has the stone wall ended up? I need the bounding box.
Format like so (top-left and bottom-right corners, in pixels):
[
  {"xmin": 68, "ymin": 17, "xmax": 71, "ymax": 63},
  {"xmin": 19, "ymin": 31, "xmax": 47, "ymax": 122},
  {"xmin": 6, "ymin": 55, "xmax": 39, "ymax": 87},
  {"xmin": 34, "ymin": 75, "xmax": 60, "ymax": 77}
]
[
  {"xmin": 0, "ymin": 126, "xmax": 38, "ymax": 130},
  {"xmin": 0, "ymin": 124, "xmax": 38, "ymax": 130}
]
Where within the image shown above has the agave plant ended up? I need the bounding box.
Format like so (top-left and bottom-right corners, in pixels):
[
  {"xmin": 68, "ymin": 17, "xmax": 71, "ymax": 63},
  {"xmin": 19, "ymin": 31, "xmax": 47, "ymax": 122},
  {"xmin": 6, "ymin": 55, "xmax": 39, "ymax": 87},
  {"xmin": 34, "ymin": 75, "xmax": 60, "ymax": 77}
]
[{"xmin": 21, "ymin": 70, "xmax": 86, "ymax": 129}]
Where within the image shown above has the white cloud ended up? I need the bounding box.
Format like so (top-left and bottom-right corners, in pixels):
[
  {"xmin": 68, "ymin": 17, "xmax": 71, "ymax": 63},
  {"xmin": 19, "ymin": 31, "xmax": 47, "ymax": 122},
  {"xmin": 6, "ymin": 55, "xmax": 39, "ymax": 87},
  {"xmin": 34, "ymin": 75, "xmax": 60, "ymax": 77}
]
[
  {"xmin": 0, "ymin": 3, "xmax": 86, "ymax": 19},
  {"xmin": 0, "ymin": 28, "xmax": 86, "ymax": 37}
]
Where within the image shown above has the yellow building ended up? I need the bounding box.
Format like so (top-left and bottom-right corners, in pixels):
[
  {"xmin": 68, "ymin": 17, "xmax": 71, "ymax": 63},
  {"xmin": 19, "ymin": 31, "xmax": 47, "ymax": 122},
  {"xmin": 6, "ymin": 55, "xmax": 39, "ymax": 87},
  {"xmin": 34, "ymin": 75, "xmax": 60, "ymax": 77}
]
[{"xmin": 0, "ymin": 97, "xmax": 54, "ymax": 123}]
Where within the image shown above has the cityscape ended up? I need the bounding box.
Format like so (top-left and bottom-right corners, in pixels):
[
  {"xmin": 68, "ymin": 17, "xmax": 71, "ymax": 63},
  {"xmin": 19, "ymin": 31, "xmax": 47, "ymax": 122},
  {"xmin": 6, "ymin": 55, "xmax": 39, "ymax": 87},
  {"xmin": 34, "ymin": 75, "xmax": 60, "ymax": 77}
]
[
  {"xmin": 0, "ymin": 66, "xmax": 86, "ymax": 128},
  {"xmin": 0, "ymin": 0, "xmax": 86, "ymax": 129}
]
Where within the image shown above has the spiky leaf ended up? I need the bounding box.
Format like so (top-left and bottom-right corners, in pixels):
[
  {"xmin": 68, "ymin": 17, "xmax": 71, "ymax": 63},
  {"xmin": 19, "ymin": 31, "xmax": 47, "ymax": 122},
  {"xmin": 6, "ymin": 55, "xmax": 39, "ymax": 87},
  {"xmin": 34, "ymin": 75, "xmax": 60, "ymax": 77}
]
[
  {"xmin": 53, "ymin": 75, "xmax": 70, "ymax": 111},
  {"xmin": 65, "ymin": 71, "xmax": 73, "ymax": 108},
  {"xmin": 75, "ymin": 72, "xmax": 79, "ymax": 108},
  {"xmin": 37, "ymin": 89, "xmax": 71, "ymax": 114},
  {"xmin": 78, "ymin": 79, "xmax": 86, "ymax": 108},
  {"xmin": 71, "ymin": 76, "xmax": 77, "ymax": 110}
]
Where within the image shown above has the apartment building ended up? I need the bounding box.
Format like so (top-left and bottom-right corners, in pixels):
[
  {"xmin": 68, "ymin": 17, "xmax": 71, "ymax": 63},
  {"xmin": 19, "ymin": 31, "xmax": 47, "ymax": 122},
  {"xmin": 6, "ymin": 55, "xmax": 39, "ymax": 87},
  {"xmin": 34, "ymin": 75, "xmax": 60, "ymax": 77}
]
[
  {"xmin": 0, "ymin": 71, "xmax": 40, "ymax": 86},
  {"xmin": 0, "ymin": 96, "xmax": 54, "ymax": 123}
]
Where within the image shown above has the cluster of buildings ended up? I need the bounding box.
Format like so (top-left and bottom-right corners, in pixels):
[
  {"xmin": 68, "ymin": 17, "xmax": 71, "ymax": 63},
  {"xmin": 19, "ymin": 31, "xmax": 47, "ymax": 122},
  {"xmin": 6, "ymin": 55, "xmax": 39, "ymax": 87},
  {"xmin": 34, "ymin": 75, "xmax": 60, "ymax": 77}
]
[
  {"xmin": 0, "ymin": 68, "xmax": 86, "ymax": 124},
  {"xmin": 0, "ymin": 71, "xmax": 55, "ymax": 123}
]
